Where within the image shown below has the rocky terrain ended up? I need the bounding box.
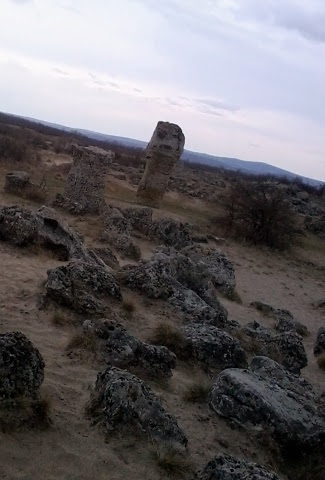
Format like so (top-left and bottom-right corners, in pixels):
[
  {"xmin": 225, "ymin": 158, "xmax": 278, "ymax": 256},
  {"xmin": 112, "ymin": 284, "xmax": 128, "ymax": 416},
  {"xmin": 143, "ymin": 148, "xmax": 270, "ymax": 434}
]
[{"xmin": 0, "ymin": 118, "xmax": 324, "ymax": 479}]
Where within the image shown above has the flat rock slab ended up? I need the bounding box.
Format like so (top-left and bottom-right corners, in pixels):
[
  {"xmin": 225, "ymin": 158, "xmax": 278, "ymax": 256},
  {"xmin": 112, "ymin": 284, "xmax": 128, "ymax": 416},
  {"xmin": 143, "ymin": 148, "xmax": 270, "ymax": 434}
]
[{"xmin": 210, "ymin": 356, "xmax": 325, "ymax": 453}]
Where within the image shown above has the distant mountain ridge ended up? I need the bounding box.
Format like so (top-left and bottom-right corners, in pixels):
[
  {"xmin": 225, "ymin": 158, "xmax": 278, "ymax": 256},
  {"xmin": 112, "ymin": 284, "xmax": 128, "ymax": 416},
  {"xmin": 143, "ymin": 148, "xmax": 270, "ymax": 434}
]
[{"xmin": 20, "ymin": 114, "xmax": 324, "ymax": 186}]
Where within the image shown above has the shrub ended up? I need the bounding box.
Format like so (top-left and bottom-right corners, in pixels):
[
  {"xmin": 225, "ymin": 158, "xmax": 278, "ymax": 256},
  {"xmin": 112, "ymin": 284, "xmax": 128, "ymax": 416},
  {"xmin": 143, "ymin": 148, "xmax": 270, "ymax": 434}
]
[
  {"xmin": 149, "ymin": 323, "xmax": 190, "ymax": 359},
  {"xmin": 150, "ymin": 443, "xmax": 192, "ymax": 478},
  {"xmin": 66, "ymin": 330, "xmax": 98, "ymax": 353},
  {"xmin": 317, "ymin": 353, "xmax": 325, "ymax": 370},
  {"xmin": 182, "ymin": 379, "xmax": 211, "ymax": 403},
  {"xmin": 221, "ymin": 180, "xmax": 296, "ymax": 250}
]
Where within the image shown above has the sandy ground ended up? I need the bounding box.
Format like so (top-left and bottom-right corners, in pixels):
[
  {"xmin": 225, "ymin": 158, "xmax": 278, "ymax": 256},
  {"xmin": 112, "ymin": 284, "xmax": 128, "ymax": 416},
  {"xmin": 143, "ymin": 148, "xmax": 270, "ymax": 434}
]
[{"xmin": 0, "ymin": 163, "xmax": 324, "ymax": 479}]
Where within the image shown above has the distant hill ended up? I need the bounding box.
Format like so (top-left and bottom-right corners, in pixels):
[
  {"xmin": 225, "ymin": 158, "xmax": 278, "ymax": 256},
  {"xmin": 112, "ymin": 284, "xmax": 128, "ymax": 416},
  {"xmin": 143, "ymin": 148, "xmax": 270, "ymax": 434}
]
[{"xmin": 19, "ymin": 114, "xmax": 324, "ymax": 187}]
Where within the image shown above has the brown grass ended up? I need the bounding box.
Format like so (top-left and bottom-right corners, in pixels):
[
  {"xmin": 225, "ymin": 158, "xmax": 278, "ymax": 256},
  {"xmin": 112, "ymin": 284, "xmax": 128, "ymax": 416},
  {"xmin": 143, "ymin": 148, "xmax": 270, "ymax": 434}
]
[
  {"xmin": 66, "ymin": 330, "xmax": 98, "ymax": 353},
  {"xmin": 316, "ymin": 353, "xmax": 325, "ymax": 370},
  {"xmin": 182, "ymin": 379, "xmax": 212, "ymax": 403},
  {"xmin": 149, "ymin": 323, "xmax": 190, "ymax": 359},
  {"xmin": 149, "ymin": 443, "xmax": 193, "ymax": 478},
  {"xmin": 0, "ymin": 395, "xmax": 52, "ymax": 432}
]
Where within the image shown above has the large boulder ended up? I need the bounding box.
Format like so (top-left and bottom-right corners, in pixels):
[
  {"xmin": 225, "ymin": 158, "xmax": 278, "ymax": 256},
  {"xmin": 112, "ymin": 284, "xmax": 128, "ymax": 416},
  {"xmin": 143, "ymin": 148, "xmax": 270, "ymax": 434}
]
[
  {"xmin": 241, "ymin": 321, "xmax": 307, "ymax": 374},
  {"xmin": 180, "ymin": 245, "xmax": 236, "ymax": 296},
  {"xmin": 45, "ymin": 261, "xmax": 122, "ymax": 314},
  {"xmin": 195, "ymin": 453, "xmax": 281, "ymax": 480},
  {"xmin": 210, "ymin": 356, "xmax": 325, "ymax": 453},
  {"xmin": 85, "ymin": 320, "xmax": 176, "ymax": 379},
  {"xmin": 122, "ymin": 206, "xmax": 153, "ymax": 235},
  {"xmin": 88, "ymin": 366, "xmax": 187, "ymax": 449},
  {"xmin": 181, "ymin": 323, "xmax": 247, "ymax": 371},
  {"xmin": 0, "ymin": 332, "xmax": 44, "ymax": 400},
  {"xmin": 314, "ymin": 327, "xmax": 325, "ymax": 356},
  {"xmin": 4, "ymin": 171, "xmax": 41, "ymax": 198},
  {"xmin": 0, "ymin": 205, "xmax": 101, "ymax": 263}
]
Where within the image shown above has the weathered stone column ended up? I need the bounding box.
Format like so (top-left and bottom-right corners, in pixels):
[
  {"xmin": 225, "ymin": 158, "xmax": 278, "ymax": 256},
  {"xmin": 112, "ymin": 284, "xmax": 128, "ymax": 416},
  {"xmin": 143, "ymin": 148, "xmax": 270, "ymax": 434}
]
[
  {"xmin": 58, "ymin": 145, "xmax": 114, "ymax": 214},
  {"xmin": 136, "ymin": 121, "xmax": 185, "ymax": 208}
]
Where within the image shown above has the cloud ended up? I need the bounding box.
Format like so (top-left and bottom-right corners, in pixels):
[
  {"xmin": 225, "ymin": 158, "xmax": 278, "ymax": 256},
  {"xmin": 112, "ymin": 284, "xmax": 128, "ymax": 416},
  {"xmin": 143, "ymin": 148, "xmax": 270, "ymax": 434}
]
[{"xmin": 9, "ymin": 0, "xmax": 32, "ymax": 3}]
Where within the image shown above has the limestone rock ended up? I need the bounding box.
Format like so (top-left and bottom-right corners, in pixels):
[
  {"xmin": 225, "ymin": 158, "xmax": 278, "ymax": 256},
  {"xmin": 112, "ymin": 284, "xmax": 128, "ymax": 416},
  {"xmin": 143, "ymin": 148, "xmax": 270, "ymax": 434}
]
[
  {"xmin": 121, "ymin": 251, "xmax": 228, "ymax": 327},
  {"xmin": 55, "ymin": 145, "xmax": 114, "ymax": 214},
  {"xmin": 210, "ymin": 356, "xmax": 325, "ymax": 453},
  {"xmin": 4, "ymin": 171, "xmax": 33, "ymax": 195},
  {"xmin": 92, "ymin": 246, "xmax": 119, "ymax": 269},
  {"xmin": 122, "ymin": 206, "xmax": 153, "ymax": 235},
  {"xmin": 0, "ymin": 332, "xmax": 44, "ymax": 400},
  {"xmin": 136, "ymin": 121, "xmax": 185, "ymax": 208},
  {"xmin": 88, "ymin": 320, "xmax": 176, "ymax": 379},
  {"xmin": 179, "ymin": 244, "xmax": 236, "ymax": 296},
  {"xmin": 0, "ymin": 205, "xmax": 102, "ymax": 263},
  {"xmin": 195, "ymin": 453, "xmax": 281, "ymax": 480},
  {"xmin": 45, "ymin": 260, "xmax": 122, "ymax": 314},
  {"xmin": 242, "ymin": 321, "xmax": 307, "ymax": 374},
  {"xmin": 149, "ymin": 218, "xmax": 192, "ymax": 249},
  {"xmin": 314, "ymin": 327, "xmax": 325, "ymax": 356},
  {"xmin": 181, "ymin": 323, "xmax": 247, "ymax": 371},
  {"xmin": 251, "ymin": 301, "xmax": 308, "ymax": 336},
  {"xmin": 88, "ymin": 366, "xmax": 187, "ymax": 448}
]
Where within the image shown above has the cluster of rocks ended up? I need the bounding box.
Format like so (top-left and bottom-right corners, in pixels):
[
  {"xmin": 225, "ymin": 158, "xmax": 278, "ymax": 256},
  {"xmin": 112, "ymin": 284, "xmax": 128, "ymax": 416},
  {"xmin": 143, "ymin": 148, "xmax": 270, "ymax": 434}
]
[
  {"xmin": 251, "ymin": 301, "xmax": 309, "ymax": 336},
  {"xmin": 82, "ymin": 319, "xmax": 176, "ymax": 380},
  {"xmin": 100, "ymin": 204, "xmax": 194, "ymax": 255},
  {"xmin": 240, "ymin": 320, "xmax": 307, "ymax": 374}
]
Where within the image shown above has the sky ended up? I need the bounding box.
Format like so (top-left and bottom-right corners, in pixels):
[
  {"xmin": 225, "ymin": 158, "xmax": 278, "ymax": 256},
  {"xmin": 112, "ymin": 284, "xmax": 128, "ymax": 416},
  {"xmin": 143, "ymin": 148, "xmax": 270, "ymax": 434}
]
[{"xmin": 1, "ymin": 0, "xmax": 325, "ymax": 180}]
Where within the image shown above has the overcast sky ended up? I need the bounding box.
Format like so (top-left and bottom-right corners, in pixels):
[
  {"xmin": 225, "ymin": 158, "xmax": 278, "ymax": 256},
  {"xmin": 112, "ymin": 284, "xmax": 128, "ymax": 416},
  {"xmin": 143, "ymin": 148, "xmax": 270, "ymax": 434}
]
[{"xmin": 1, "ymin": 0, "xmax": 325, "ymax": 180}]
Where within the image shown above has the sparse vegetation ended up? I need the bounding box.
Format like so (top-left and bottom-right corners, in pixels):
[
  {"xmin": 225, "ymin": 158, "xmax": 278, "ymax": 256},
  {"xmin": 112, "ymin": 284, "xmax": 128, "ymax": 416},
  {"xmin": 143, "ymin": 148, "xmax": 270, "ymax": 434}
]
[
  {"xmin": 150, "ymin": 323, "xmax": 191, "ymax": 359},
  {"xmin": 316, "ymin": 353, "xmax": 325, "ymax": 370},
  {"xmin": 182, "ymin": 379, "xmax": 211, "ymax": 403},
  {"xmin": 0, "ymin": 395, "xmax": 52, "ymax": 432},
  {"xmin": 66, "ymin": 330, "xmax": 98, "ymax": 353},
  {"xmin": 219, "ymin": 180, "xmax": 297, "ymax": 250},
  {"xmin": 122, "ymin": 298, "xmax": 136, "ymax": 315},
  {"xmin": 150, "ymin": 443, "xmax": 193, "ymax": 478}
]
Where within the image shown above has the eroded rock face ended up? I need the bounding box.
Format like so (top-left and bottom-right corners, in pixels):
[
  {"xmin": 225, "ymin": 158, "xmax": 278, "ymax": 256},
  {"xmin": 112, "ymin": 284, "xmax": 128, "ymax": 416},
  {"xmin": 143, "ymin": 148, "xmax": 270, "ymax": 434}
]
[
  {"xmin": 88, "ymin": 366, "xmax": 187, "ymax": 449},
  {"xmin": 121, "ymin": 251, "xmax": 228, "ymax": 327},
  {"xmin": 195, "ymin": 453, "xmax": 281, "ymax": 480},
  {"xmin": 0, "ymin": 205, "xmax": 101, "ymax": 263},
  {"xmin": 314, "ymin": 327, "xmax": 325, "ymax": 356},
  {"xmin": 122, "ymin": 207, "xmax": 153, "ymax": 235},
  {"xmin": 55, "ymin": 145, "xmax": 114, "ymax": 214},
  {"xmin": 181, "ymin": 323, "xmax": 247, "ymax": 371},
  {"xmin": 100, "ymin": 207, "xmax": 141, "ymax": 260},
  {"xmin": 85, "ymin": 320, "xmax": 176, "ymax": 379},
  {"xmin": 0, "ymin": 332, "xmax": 44, "ymax": 400},
  {"xmin": 136, "ymin": 121, "xmax": 185, "ymax": 208},
  {"xmin": 149, "ymin": 219, "xmax": 192, "ymax": 249},
  {"xmin": 251, "ymin": 301, "xmax": 308, "ymax": 337},
  {"xmin": 242, "ymin": 321, "xmax": 307, "ymax": 374},
  {"xmin": 210, "ymin": 356, "xmax": 325, "ymax": 453},
  {"xmin": 45, "ymin": 261, "xmax": 122, "ymax": 313},
  {"xmin": 180, "ymin": 245, "xmax": 236, "ymax": 296}
]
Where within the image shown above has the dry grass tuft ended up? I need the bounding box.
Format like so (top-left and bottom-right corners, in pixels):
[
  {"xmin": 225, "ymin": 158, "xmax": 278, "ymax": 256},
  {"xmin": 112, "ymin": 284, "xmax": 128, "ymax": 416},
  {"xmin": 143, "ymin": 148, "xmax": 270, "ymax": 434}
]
[
  {"xmin": 52, "ymin": 311, "xmax": 75, "ymax": 327},
  {"xmin": 0, "ymin": 395, "xmax": 52, "ymax": 432},
  {"xmin": 66, "ymin": 330, "xmax": 98, "ymax": 353},
  {"xmin": 316, "ymin": 353, "xmax": 325, "ymax": 370},
  {"xmin": 149, "ymin": 323, "xmax": 190, "ymax": 359},
  {"xmin": 150, "ymin": 443, "xmax": 193, "ymax": 478},
  {"xmin": 182, "ymin": 379, "xmax": 212, "ymax": 403},
  {"xmin": 122, "ymin": 298, "xmax": 136, "ymax": 315}
]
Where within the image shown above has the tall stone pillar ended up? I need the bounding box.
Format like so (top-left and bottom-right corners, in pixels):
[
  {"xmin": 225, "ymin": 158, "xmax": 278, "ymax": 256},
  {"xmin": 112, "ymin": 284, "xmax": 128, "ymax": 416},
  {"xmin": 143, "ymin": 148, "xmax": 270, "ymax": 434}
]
[
  {"xmin": 136, "ymin": 121, "xmax": 185, "ymax": 208},
  {"xmin": 58, "ymin": 145, "xmax": 114, "ymax": 214}
]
